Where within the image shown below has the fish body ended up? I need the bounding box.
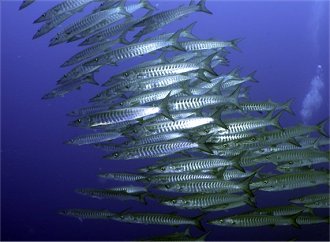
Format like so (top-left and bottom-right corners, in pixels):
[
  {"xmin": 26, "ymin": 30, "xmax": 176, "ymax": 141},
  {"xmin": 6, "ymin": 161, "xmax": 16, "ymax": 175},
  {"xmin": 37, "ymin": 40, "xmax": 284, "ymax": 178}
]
[
  {"xmin": 59, "ymin": 209, "xmax": 114, "ymax": 220},
  {"xmin": 34, "ymin": 0, "xmax": 94, "ymax": 23},
  {"xmin": 98, "ymin": 172, "xmax": 146, "ymax": 182},
  {"xmin": 19, "ymin": 0, "xmax": 36, "ymax": 10},
  {"xmin": 209, "ymin": 214, "xmax": 294, "ymax": 227},
  {"xmin": 105, "ymin": 140, "xmax": 200, "ymax": 160},
  {"xmin": 134, "ymin": 0, "xmax": 211, "ymax": 38},
  {"xmin": 65, "ymin": 131, "xmax": 122, "ymax": 145}
]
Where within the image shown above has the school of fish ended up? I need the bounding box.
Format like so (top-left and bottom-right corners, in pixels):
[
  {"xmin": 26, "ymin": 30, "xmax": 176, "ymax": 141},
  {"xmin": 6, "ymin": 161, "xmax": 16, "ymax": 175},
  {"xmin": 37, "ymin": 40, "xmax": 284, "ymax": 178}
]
[{"xmin": 20, "ymin": 0, "xmax": 329, "ymax": 240}]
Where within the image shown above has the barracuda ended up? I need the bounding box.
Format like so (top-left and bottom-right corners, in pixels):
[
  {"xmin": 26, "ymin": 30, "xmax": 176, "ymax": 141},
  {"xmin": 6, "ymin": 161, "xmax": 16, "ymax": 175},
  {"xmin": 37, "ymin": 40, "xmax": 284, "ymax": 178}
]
[
  {"xmin": 141, "ymin": 117, "xmax": 216, "ymax": 135},
  {"xmin": 149, "ymin": 158, "xmax": 242, "ymax": 173},
  {"xmin": 128, "ymin": 132, "xmax": 186, "ymax": 146},
  {"xmin": 141, "ymin": 173, "xmax": 217, "ymax": 184},
  {"xmin": 120, "ymin": 88, "xmax": 182, "ymax": 107},
  {"xmin": 250, "ymin": 170, "xmax": 329, "ymax": 191},
  {"xmin": 133, "ymin": 0, "xmax": 212, "ymax": 39},
  {"xmin": 85, "ymin": 30, "xmax": 184, "ymax": 66},
  {"xmin": 58, "ymin": 209, "xmax": 115, "ymax": 220},
  {"xmin": 98, "ymin": 172, "xmax": 146, "ymax": 182},
  {"xmin": 72, "ymin": 106, "xmax": 161, "ymax": 128},
  {"xmin": 209, "ymin": 214, "xmax": 299, "ymax": 227},
  {"xmin": 61, "ymin": 40, "xmax": 118, "ymax": 67},
  {"xmin": 75, "ymin": 188, "xmax": 146, "ymax": 202},
  {"xmin": 157, "ymin": 178, "xmax": 252, "ymax": 194},
  {"xmin": 111, "ymin": 212, "xmax": 204, "ymax": 229},
  {"xmin": 161, "ymin": 193, "xmax": 252, "ymax": 210},
  {"xmin": 34, "ymin": 0, "xmax": 95, "ymax": 23},
  {"xmin": 289, "ymin": 193, "xmax": 330, "ymax": 204},
  {"xmin": 64, "ymin": 131, "xmax": 122, "ymax": 145},
  {"xmin": 49, "ymin": 4, "xmax": 129, "ymax": 46},
  {"xmin": 105, "ymin": 140, "xmax": 207, "ymax": 160},
  {"xmin": 106, "ymin": 58, "xmax": 216, "ymax": 85},
  {"xmin": 180, "ymin": 39, "xmax": 241, "ymax": 52},
  {"xmin": 69, "ymin": 0, "xmax": 155, "ymax": 42}
]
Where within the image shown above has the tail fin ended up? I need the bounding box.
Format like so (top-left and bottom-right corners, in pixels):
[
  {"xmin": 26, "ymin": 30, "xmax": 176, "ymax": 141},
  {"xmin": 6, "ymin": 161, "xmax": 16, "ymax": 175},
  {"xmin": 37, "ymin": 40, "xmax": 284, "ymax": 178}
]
[
  {"xmin": 246, "ymin": 70, "xmax": 258, "ymax": 82},
  {"xmin": 281, "ymin": 98, "xmax": 295, "ymax": 115},
  {"xmin": 193, "ymin": 214, "xmax": 206, "ymax": 231},
  {"xmin": 159, "ymin": 91, "xmax": 173, "ymax": 121},
  {"xmin": 211, "ymin": 106, "xmax": 228, "ymax": 129},
  {"xmin": 270, "ymin": 111, "xmax": 284, "ymax": 130},
  {"xmin": 168, "ymin": 30, "xmax": 185, "ymax": 51},
  {"xmin": 140, "ymin": 0, "xmax": 156, "ymax": 11},
  {"xmin": 84, "ymin": 74, "xmax": 99, "ymax": 86},
  {"xmin": 316, "ymin": 118, "xmax": 329, "ymax": 137},
  {"xmin": 197, "ymin": 231, "xmax": 211, "ymax": 241},
  {"xmin": 200, "ymin": 53, "xmax": 218, "ymax": 76},
  {"xmin": 197, "ymin": 0, "xmax": 212, "ymax": 14},
  {"xmin": 240, "ymin": 171, "xmax": 256, "ymax": 197},
  {"xmin": 181, "ymin": 21, "xmax": 198, "ymax": 40},
  {"xmin": 228, "ymin": 86, "xmax": 241, "ymax": 108},
  {"xmin": 197, "ymin": 135, "xmax": 213, "ymax": 154},
  {"xmin": 229, "ymin": 38, "xmax": 243, "ymax": 52}
]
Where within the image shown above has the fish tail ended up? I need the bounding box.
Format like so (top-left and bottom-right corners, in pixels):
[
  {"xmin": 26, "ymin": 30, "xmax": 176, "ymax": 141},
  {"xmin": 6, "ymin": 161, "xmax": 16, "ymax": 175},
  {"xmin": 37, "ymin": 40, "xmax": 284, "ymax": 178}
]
[
  {"xmin": 200, "ymin": 53, "xmax": 218, "ymax": 76},
  {"xmin": 84, "ymin": 74, "xmax": 99, "ymax": 86},
  {"xmin": 229, "ymin": 86, "xmax": 241, "ymax": 108},
  {"xmin": 281, "ymin": 98, "xmax": 295, "ymax": 115},
  {"xmin": 193, "ymin": 214, "xmax": 206, "ymax": 231},
  {"xmin": 247, "ymin": 70, "xmax": 258, "ymax": 82},
  {"xmin": 168, "ymin": 29, "xmax": 185, "ymax": 51},
  {"xmin": 211, "ymin": 105, "xmax": 227, "ymax": 129},
  {"xmin": 289, "ymin": 212, "xmax": 302, "ymax": 228},
  {"xmin": 140, "ymin": 0, "xmax": 156, "ymax": 11},
  {"xmin": 182, "ymin": 21, "xmax": 198, "ymax": 40},
  {"xmin": 316, "ymin": 118, "xmax": 329, "ymax": 137},
  {"xmin": 196, "ymin": 135, "xmax": 213, "ymax": 154},
  {"xmin": 159, "ymin": 91, "xmax": 173, "ymax": 121},
  {"xmin": 270, "ymin": 111, "xmax": 284, "ymax": 130},
  {"xmin": 197, "ymin": 0, "xmax": 212, "ymax": 14},
  {"xmin": 229, "ymin": 38, "xmax": 243, "ymax": 52}
]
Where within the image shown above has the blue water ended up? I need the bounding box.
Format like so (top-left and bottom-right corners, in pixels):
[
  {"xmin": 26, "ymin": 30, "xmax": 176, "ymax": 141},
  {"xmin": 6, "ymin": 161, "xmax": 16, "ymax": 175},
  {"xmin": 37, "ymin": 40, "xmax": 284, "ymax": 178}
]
[{"xmin": 1, "ymin": 0, "xmax": 329, "ymax": 241}]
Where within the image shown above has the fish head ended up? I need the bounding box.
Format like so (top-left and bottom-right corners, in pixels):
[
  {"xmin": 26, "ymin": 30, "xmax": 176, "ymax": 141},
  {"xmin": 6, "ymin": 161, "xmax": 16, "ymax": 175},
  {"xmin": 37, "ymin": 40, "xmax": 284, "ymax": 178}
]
[
  {"xmin": 209, "ymin": 217, "xmax": 236, "ymax": 226},
  {"xmin": 34, "ymin": 12, "xmax": 50, "ymax": 23},
  {"xmin": 49, "ymin": 33, "xmax": 67, "ymax": 46},
  {"xmin": 69, "ymin": 117, "xmax": 90, "ymax": 128},
  {"xmin": 157, "ymin": 183, "xmax": 181, "ymax": 192},
  {"xmin": 41, "ymin": 91, "xmax": 56, "ymax": 100}
]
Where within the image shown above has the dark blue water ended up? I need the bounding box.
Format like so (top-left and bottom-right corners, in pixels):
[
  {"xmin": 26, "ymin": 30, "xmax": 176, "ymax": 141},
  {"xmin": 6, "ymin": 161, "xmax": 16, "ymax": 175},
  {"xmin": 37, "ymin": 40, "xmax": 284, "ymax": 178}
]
[{"xmin": 1, "ymin": 0, "xmax": 329, "ymax": 241}]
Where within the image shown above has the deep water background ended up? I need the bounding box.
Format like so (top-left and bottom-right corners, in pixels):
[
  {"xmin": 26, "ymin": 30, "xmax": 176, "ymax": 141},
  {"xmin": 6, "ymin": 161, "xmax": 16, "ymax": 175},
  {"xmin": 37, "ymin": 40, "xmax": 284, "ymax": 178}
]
[{"xmin": 1, "ymin": 0, "xmax": 329, "ymax": 241}]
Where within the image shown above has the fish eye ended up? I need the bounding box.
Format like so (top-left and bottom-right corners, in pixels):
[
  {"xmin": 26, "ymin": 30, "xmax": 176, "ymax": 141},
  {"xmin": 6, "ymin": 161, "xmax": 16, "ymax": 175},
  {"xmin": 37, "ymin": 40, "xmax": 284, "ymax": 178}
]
[
  {"xmin": 76, "ymin": 119, "xmax": 81, "ymax": 123},
  {"xmin": 165, "ymin": 184, "xmax": 170, "ymax": 189},
  {"xmin": 184, "ymin": 201, "xmax": 189, "ymax": 204},
  {"xmin": 113, "ymin": 152, "xmax": 119, "ymax": 158},
  {"xmin": 160, "ymin": 167, "xmax": 166, "ymax": 171},
  {"xmin": 171, "ymin": 200, "xmax": 176, "ymax": 204},
  {"xmin": 219, "ymin": 219, "xmax": 224, "ymax": 223},
  {"xmin": 265, "ymin": 155, "xmax": 270, "ymax": 160},
  {"xmin": 288, "ymin": 161, "xmax": 293, "ymax": 164},
  {"xmin": 223, "ymin": 143, "xmax": 228, "ymax": 148},
  {"xmin": 125, "ymin": 85, "xmax": 130, "ymax": 89},
  {"xmin": 250, "ymin": 137, "xmax": 256, "ymax": 141},
  {"xmin": 120, "ymin": 102, "xmax": 124, "ymax": 106},
  {"xmin": 231, "ymin": 221, "xmax": 236, "ymax": 225},
  {"xmin": 120, "ymin": 215, "xmax": 124, "ymax": 219},
  {"xmin": 263, "ymin": 180, "xmax": 268, "ymax": 184},
  {"xmin": 124, "ymin": 72, "xmax": 129, "ymax": 77},
  {"xmin": 94, "ymin": 58, "xmax": 98, "ymax": 62},
  {"xmin": 42, "ymin": 14, "xmax": 46, "ymax": 17}
]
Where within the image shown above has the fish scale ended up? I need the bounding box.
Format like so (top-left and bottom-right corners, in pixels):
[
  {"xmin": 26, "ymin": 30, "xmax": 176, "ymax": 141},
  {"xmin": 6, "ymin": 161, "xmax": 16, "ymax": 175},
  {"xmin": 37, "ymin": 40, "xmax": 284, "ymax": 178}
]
[
  {"xmin": 86, "ymin": 106, "xmax": 161, "ymax": 127},
  {"xmin": 106, "ymin": 141, "xmax": 199, "ymax": 160},
  {"xmin": 143, "ymin": 117, "xmax": 215, "ymax": 134},
  {"xmin": 34, "ymin": 0, "xmax": 94, "ymax": 23}
]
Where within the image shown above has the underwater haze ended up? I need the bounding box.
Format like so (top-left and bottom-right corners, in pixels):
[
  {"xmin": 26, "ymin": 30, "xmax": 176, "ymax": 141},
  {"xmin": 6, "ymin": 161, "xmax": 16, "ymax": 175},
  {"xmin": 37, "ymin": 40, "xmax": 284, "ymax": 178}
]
[{"xmin": 1, "ymin": 0, "xmax": 330, "ymax": 241}]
